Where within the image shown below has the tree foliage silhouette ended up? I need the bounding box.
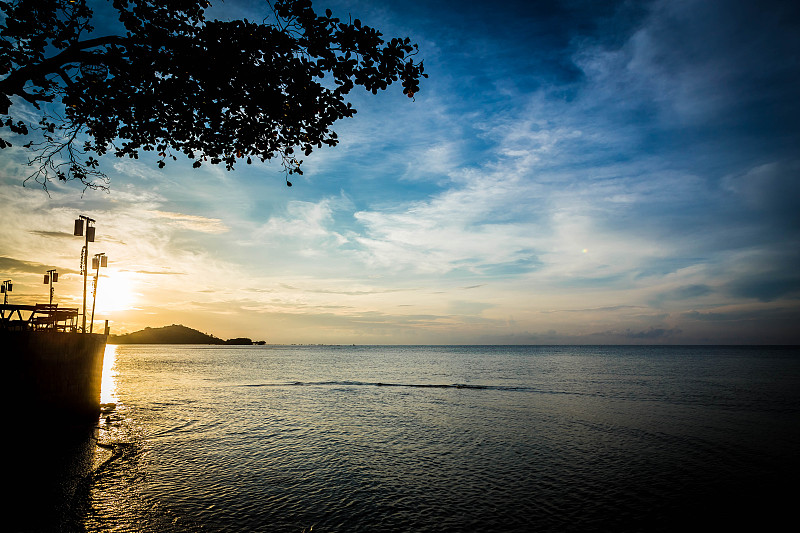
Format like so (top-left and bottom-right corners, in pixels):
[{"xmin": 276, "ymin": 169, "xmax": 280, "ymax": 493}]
[{"xmin": 0, "ymin": 0, "xmax": 426, "ymax": 189}]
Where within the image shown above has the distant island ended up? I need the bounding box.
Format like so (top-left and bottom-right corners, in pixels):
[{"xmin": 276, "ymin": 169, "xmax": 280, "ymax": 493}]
[{"xmin": 109, "ymin": 324, "xmax": 265, "ymax": 345}]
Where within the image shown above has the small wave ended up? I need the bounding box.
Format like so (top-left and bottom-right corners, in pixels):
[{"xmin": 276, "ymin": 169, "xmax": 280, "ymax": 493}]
[{"xmin": 242, "ymin": 381, "xmax": 530, "ymax": 392}]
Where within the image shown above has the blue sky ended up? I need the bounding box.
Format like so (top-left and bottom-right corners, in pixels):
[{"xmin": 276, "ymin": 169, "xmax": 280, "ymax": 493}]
[{"xmin": 2, "ymin": 0, "xmax": 799, "ymax": 343}]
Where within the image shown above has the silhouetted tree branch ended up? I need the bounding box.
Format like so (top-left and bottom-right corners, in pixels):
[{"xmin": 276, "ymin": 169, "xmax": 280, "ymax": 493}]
[{"xmin": 0, "ymin": 0, "xmax": 426, "ymax": 190}]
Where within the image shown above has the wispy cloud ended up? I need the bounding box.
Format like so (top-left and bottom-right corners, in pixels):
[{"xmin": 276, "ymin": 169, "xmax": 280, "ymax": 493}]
[{"xmin": 146, "ymin": 210, "xmax": 229, "ymax": 234}]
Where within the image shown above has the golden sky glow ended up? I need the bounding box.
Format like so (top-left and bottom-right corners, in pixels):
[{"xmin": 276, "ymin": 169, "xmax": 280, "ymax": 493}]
[{"xmin": 1, "ymin": 0, "xmax": 799, "ymax": 344}]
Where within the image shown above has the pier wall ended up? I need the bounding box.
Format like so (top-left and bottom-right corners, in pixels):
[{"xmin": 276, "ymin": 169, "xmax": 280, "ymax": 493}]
[{"xmin": 4, "ymin": 331, "xmax": 107, "ymax": 423}]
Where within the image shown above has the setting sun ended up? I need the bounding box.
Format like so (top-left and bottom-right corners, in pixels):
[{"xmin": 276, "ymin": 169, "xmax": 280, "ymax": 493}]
[{"xmin": 94, "ymin": 270, "xmax": 139, "ymax": 314}]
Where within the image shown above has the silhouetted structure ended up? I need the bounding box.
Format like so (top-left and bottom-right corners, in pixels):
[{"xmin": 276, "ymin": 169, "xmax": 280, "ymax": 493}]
[
  {"xmin": 3, "ymin": 327, "xmax": 107, "ymax": 422},
  {"xmin": 1, "ymin": 215, "xmax": 108, "ymax": 425}
]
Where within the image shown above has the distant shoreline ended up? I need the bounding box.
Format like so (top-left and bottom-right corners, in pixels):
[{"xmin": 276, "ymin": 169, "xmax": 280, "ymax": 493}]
[{"xmin": 109, "ymin": 324, "xmax": 265, "ymax": 345}]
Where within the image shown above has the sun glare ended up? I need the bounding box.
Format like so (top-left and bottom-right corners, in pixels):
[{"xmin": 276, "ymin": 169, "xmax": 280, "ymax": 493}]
[
  {"xmin": 100, "ymin": 344, "xmax": 118, "ymax": 405},
  {"xmin": 95, "ymin": 270, "xmax": 139, "ymax": 314}
]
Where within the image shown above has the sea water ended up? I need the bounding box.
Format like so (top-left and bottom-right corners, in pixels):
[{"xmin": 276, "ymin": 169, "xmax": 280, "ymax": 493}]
[{"xmin": 22, "ymin": 345, "xmax": 800, "ymax": 532}]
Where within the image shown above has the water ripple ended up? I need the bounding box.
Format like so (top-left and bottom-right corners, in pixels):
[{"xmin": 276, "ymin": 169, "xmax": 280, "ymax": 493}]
[
  {"xmin": 242, "ymin": 380, "xmax": 533, "ymax": 391},
  {"xmin": 72, "ymin": 344, "xmax": 800, "ymax": 533}
]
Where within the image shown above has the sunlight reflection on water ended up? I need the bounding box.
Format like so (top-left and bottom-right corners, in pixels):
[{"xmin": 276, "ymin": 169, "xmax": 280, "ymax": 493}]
[{"xmin": 100, "ymin": 344, "xmax": 119, "ymax": 404}]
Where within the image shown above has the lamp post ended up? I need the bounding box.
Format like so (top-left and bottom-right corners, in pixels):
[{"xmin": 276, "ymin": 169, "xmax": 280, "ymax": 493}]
[
  {"xmin": 44, "ymin": 269, "xmax": 58, "ymax": 305},
  {"xmin": 90, "ymin": 253, "xmax": 107, "ymax": 333},
  {"xmin": 74, "ymin": 215, "xmax": 96, "ymax": 333},
  {"xmin": 1, "ymin": 280, "xmax": 11, "ymax": 305}
]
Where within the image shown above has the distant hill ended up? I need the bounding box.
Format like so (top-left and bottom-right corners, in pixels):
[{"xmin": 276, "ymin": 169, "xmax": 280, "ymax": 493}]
[{"xmin": 109, "ymin": 324, "xmax": 255, "ymax": 345}]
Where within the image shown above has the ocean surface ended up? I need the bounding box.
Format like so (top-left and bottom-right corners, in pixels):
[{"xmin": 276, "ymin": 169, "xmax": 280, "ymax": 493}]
[{"xmin": 16, "ymin": 345, "xmax": 800, "ymax": 532}]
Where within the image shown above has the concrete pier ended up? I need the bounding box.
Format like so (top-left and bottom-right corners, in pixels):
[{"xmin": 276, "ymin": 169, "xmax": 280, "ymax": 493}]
[{"xmin": 4, "ymin": 330, "xmax": 107, "ymax": 423}]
